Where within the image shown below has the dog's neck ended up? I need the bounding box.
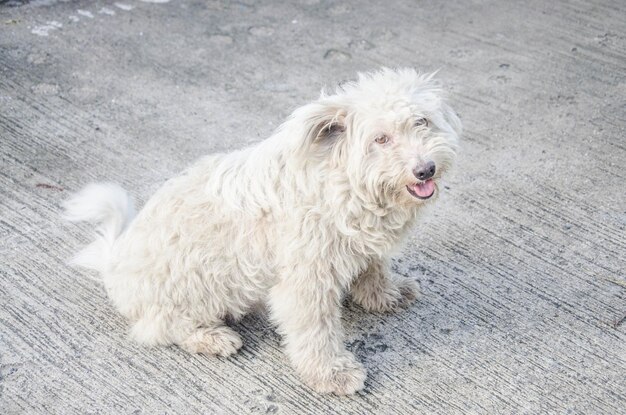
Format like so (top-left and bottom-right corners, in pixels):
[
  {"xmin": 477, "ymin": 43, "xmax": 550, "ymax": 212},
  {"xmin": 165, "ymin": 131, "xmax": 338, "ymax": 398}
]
[{"xmin": 307, "ymin": 161, "xmax": 421, "ymax": 256}]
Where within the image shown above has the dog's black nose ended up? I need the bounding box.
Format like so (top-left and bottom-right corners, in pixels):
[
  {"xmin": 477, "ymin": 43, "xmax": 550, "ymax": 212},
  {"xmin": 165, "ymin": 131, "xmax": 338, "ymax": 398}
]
[{"xmin": 413, "ymin": 161, "xmax": 436, "ymax": 180}]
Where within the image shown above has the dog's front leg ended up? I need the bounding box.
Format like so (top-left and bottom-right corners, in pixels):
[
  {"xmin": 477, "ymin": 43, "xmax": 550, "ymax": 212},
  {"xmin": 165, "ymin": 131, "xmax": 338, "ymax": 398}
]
[
  {"xmin": 268, "ymin": 268, "xmax": 366, "ymax": 395},
  {"xmin": 350, "ymin": 258, "xmax": 419, "ymax": 313}
]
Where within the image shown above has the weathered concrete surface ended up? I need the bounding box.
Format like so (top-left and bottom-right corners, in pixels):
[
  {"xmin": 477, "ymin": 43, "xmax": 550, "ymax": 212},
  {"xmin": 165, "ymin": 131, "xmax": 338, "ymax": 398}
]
[{"xmin": 1, "ymin": 0, "xmax": 625, "ymax": 413}]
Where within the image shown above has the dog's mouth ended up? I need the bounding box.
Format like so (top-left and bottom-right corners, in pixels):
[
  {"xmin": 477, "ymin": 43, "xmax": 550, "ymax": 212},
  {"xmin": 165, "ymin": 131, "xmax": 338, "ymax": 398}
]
[{"xmin": 406, "ymin": 179, "xmax": 436, "ymax": 200}]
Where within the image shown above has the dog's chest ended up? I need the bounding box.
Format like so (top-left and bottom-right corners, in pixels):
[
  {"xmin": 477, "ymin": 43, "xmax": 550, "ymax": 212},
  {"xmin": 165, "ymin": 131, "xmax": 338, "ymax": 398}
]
[{"xmin": 348, "ymin": 210, "xmax": 417, "ymax": 256}]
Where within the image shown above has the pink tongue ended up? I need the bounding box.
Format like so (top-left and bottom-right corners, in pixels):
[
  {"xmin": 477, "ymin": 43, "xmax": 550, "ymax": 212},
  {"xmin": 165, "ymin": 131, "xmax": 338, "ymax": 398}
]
[{"xmin": 413, "ymin": 179, "xmax": 435, "ymax": 197}]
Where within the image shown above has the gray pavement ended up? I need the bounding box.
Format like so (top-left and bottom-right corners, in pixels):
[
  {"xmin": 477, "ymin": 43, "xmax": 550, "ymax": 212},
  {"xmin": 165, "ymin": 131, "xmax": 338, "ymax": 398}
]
[{"xmin": 1, "ymin": 0, "xmax": 625, "ymax": 413}]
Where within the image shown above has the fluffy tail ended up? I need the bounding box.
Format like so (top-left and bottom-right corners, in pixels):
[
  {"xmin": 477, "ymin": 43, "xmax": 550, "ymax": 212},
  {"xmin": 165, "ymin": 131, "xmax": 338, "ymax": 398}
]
[{"xmin": 63, "ymin": 183, "xmax": 136, "ymax": 274}]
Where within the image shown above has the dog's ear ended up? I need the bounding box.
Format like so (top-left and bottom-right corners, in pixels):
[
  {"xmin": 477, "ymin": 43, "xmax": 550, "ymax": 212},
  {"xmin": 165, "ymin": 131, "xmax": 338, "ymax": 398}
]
[
  {"xmin": 284, "ymin": 96, "xmax": 349, "ymax": 161},
  {"xmin": 296, "ymin": 100, "xmax": 347, "ymax": 154},
  {"xmin": 313, "ymin": 118, "xmax": 345, "ymax": 144}
]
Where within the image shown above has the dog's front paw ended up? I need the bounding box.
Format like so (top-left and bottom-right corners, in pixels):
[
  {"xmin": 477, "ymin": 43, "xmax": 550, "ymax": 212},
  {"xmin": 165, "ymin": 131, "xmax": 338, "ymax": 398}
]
[
  {"xmin": 303, "ymin": 357, "xmax": 366, "ymax": 395},
  {"xmin": 353, "ymin": 276, "xmax": 419, "ymax": 313}
]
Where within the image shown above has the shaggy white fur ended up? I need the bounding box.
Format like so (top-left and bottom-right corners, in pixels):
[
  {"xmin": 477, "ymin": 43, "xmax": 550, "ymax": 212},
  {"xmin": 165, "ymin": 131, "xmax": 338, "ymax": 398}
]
[{"xmin": 64, "ymin": 68, "xmax": 461, "ymax": 395}]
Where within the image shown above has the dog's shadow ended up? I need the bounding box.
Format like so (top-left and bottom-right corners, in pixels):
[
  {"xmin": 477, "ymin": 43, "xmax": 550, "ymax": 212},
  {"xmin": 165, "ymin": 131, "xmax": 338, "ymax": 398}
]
[
  {"xmin": 217, "ymin": 293, "xmax": 428, "ymax": 397},
  {"xmin": 229, "ymin": 311, "xmax": 281, "ymax": 358},
  {"xmin": 342, "ymin": 296, "xmax": 427, "ymax": 395}
]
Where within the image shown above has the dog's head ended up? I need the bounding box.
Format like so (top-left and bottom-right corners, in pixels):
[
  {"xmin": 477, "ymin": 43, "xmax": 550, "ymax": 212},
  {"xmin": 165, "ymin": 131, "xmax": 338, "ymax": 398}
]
[{"xmin": 288, "ymin": 68, "xmax": 461, "ymax": 209}]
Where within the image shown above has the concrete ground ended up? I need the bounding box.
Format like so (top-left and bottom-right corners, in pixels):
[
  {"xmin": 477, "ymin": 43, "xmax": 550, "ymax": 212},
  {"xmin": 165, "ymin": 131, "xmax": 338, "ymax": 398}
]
[{"xmin": 1, "ymin": 0, "xmax": 625, "ymax": 413}]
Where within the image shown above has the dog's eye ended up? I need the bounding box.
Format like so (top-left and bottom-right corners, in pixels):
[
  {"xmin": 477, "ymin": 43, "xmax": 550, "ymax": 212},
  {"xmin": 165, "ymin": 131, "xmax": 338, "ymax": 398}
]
[
  {"xmin": 415, "ymin": 118, "xmax": 429, "ymax": 128},
  {"xmin": 375, "ymin": 135, "xmax": 389, "ymax": 145}
]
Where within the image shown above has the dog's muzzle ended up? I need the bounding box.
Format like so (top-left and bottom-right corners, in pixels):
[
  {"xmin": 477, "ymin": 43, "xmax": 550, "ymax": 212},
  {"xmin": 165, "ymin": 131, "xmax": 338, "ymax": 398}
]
[
  {"xmin": 413, "ymin": 161, "xmax": 436, "ymax": 181},
  {"xmin": 407, "ymin": 161, "xmax": 436, "ymax": 199}
]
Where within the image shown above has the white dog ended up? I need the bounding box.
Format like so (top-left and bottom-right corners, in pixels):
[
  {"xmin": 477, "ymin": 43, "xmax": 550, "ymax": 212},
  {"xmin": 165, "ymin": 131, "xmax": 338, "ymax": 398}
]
[{"xmin": 64, "ymin": 68, "xmax": 461, "ymax": 395}]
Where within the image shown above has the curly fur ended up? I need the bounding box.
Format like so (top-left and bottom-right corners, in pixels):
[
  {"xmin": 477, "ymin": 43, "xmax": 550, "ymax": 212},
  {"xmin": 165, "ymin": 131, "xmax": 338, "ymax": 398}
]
[{"xmin": 64, "ymin": 68, "xmax": 461, "ymax": 395}]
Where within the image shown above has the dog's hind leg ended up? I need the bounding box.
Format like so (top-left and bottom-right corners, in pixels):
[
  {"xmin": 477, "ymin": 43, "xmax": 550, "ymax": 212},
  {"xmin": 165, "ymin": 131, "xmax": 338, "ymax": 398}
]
[
  {"xmin": 178, "ymin": 325, "xmax": 243, "ymax": 357},
  {"xmin": 350, "ymin": 258, "xmax": 419, "ymax": 313},
  {"xmin": 129, "ymin": 311, "xmax": 242, "ymax": 357}
]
